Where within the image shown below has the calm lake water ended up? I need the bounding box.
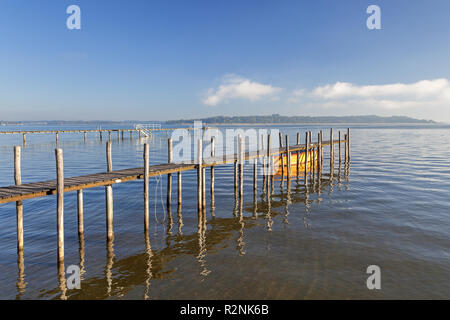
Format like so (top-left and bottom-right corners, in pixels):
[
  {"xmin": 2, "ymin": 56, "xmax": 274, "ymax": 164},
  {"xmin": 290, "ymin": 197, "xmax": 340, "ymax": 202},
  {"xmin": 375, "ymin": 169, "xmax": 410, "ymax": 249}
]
[{"xmin": 0, "ymin": 124, "xmax": 449, "ymax": 299}]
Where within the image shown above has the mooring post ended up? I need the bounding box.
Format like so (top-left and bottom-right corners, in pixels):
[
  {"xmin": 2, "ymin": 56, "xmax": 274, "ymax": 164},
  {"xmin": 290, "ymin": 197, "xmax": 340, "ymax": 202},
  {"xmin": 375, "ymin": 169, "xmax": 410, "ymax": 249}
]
[
  {"xmin": 320, "ymin": 130, "xmax": 323, "ymax": 168},
  {"xmin": 238, "ymin": 135, "xmax": 244, "ymax": 199},
  {"xmin": 144, "ymin": 143, "xmax": 149, "ymax": 232},
  {"xmin": 178, "ymin": 171, "xmax": 182, "ymax": 207},
  {"xmin": 211, "ymin": 137, "xmax": 215, "ymax": 209},
  {"xmin": 234, "ymin": 137, "xmax": 238, "ymax": 194},
  {"xmin": 197, "ymin": 139, "xmax": 203, "ymax": 213},
  {"xmin": 14, "ymin": 146, "xmax": 23, "ymax": 253},
  {"xmin": 304, "ymin": 132, "xmax": 309, "ymax": 185},
  {"xmin": 318, "ymin": 133, "xmax": 322, "ymax": 176},
  {"xmin": 105, "ymin": 142, "xmax": 113, "ymax": 241},
  {"xmin": 202, "ymin": 166, "xmax": 206, "ymax": 211},
  {"xmin": 338, "ymin": 131, "xmax": 341, "ymax": 164},
  {"xmin": 330, "ymin": 128, "xmax": 334, "ymax": 173},
  {"xmin": 347, "ymin": 128, "xmax": 351, "ymax": 161},
  {"xmin": 261, "ymin": 134, "xmax": 266, "ymax": 190},
  {"xmin": 167, "ymin": 138, "xmax": 173, "ymax": 210},
  {"xmin": 286, "ymin": 135, "xmax": 291, "ymax": 181},
  {"xmin": 344, "ymin": 133, "xmax": 348, "ymax": 163},
  {"xmin": 108, "ymin": 131, "xmax": 111, "ymax": 141},
  {"xmin": 77, "ymin": 190, "xmax": 84, "ymax": 236},
  {"xmin": 55, "ymin": 148, "xmax": 64, "ymax": 265},
  {"xmin": 56, "ymin": 132, "xmax": 59, "ymax": 144},
  {"xmin": 22, "ymin": 134, "xmax": 26, "ymax": 146},
  {"xmin": 279, "ymin": 132, "xmax": 284, "ymax": 179},
  {"xmin": 267, "ymin": 134, "xmax": 272, "ymax": 195},
  {"xmin": 296, "ymin": 132, "xmax": 300, "ymax": 179}
]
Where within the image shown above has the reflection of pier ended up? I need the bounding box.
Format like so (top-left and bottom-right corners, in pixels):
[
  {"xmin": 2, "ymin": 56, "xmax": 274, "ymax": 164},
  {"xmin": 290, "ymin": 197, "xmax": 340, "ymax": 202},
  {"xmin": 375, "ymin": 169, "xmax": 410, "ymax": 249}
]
[
  {"xmin": 43, "ymin": 169, "xmax": 349, "ymax": 299},
  {"xmin": 0, "ymin": 127, "xmax": 350, "ymax": 299}
]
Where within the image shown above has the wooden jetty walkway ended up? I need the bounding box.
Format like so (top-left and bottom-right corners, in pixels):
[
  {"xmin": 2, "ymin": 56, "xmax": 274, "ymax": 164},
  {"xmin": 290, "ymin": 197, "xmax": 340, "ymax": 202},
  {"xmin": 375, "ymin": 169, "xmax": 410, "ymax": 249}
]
[{"xmin": 2, "ymin": 127, "xmax": 350, "ymax": 298}]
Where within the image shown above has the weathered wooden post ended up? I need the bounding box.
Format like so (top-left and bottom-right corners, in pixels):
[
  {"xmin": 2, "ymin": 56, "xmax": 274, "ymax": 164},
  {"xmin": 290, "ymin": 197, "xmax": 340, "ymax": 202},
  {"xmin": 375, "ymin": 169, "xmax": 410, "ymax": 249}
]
[
  {"xmin": 234, "ymin": 136, "xmax": 238, "ymax": 194},
  {"xmin": 320, "ymin": 130, "xmax": 324, "ymax": 168},
  {"xmin": 318, "ymin": 133, "xmax": 322, "ymax": 176},
  {"xmin": 210, "ymin": 137, "xmax": 215, "ymax": 209},
  {"xmin": 330, "ymin": 128, "xmax": 334, "ymax": 173},
  {"xmin": 22, "ymin": 134, "xmax": 26, "ymax": 146},
  {"xmin": 197, "ymin": 139, "xmax": 203, "ymax": 213},
  {"xmin": 167, "ymin": 138, "xmax": 173, "ymax": 210},
  {"xmin": 267, "ymin": 134, "xmax": 271, "ymax": 195},
  {"xmin": 143, "ymin": 143, "xmax": 149, "ymax": 232},
  {"xmin": 347, "ymin": 128, "xmax": 351, "ymax": 161},
  {"xmin": 238, "ymin": 135, "xmax": 244, "ymax": 199},
  {"xmin": 279, "ymin": 132, "xmax": 284, "ymax": 178},
  {"xmin": 261, "ymin": 134, "xmax": 266, "ymax": 190},
  {"xmin": 304, "ymin": 132, "xmax": 309, "ymax": 185},
  {"xmin": 178, "ymin": 170, "xmax": 182, "ymax": 207},
  {"xmin": 296, "ymin": 132, "xmax": 300, "ymax": 178},
  {"xmin": 338, "ymin": 131, "xmax": 341, "ymax": 164},
  {"xmin": 55, "ymin": 148, "xmax": 64, "ymax": 265},
  {"xmin": 105, "ymin": 142, "xmax": 113, "ymax": 240},
  {"xmin": 344, "ymin": 134, "xmax": 348, "ymax": 163},
  {"xmin": 108, "ymin": 131, "xmax": 111, "ymax": 141},
  {"xmin": 14, "ymin": 146, "xmax": 23, "ymax": 253},
  {"xmin": 56, "ymin": 132, "xmax": 59, "ymax": 144},
  {"xmin": 77, "ymin": 190, "xmax": 84, "ymax": 236},
  {"xmin": 286, "ymin": 135, "xmax": 291, "ymax": 181}
]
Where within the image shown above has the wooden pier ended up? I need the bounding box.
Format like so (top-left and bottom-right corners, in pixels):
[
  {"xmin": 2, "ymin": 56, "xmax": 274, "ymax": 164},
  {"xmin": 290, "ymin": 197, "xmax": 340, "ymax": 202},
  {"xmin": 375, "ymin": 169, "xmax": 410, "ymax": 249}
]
[{"xmin": 1, "ymin": 127, "xmax": 350, "ymax": 298}]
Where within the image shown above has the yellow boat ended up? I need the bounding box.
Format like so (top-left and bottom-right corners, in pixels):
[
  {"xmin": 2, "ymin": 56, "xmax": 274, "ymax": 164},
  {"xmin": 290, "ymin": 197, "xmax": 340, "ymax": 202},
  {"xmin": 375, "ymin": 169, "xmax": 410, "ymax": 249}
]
[{"xmin": 273, "ymin": 149, "xmax": 318, "ymax": 177}]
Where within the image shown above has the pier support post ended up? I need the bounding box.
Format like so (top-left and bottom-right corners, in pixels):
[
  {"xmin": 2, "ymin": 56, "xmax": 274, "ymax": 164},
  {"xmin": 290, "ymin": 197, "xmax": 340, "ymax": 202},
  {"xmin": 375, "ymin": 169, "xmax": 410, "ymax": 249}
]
[
  {"xmin": 267, "ymin": 134, "xmax": 271, "ymax": 195},
  {"xmin": 286, "ymin": 135, "xmax": 291, "ymax": 181},
  {"xmin": 279, "ymin": 133, "xmax": 284, "ymax": 179},
  {"xmin": 178, "ymin": 171, "xmax": 182, "ymax": 207},
  {"xmin": 144, "ymin": 143, "xmax": 149, "ymax": 232},
  {"xmin": 108, "ymin": 131, "xmax": 111, "ymax": 142},
  {"xmin": 210, "ymin": 137, "xmax": 215, "ymax": 209},
  {"xmin": 304, "ymin": 132, "xmax": 309, "ymax": 185},
  {"xmin": 330, "ymin": 128, "xmax": 334, "ymax": 174},
  {"xmin": 296, "ymin": 132, "xmax": 300, "ymax": 179},
  {"xmin": 167, "ymin": 138, "xmax": 173, "ymax": 210},
  {"xmin": 77, "ymin": 190, "xmax": 84, "ymax": 236},
  {"xmin": 55, "ymin": 148, "xmax": 64, "ymax": 265},
  {"xmin": 347, "ymin": 128, "xmax": 351, "ymax": 161},
  {"xmin": 84, "ymin": 132, "xmax": 87, "ymax": 142},
  {"xmin": 14, "ymin": 146, "xmax": 23, "ymax": 253},
  {"xmin": 338, "ymin": 131, "xmax": 341, "ymax": 164},
  {"xmin": 23, "ymin": 134, "xmax": 26, "ymax": 146},
  {"xmin": 105, "ymin": 142, "xmax": 113, "ymax": 241},
  {"xmin": 56, "ymin": 133, "xmax": 59, "ymax": 144},
  {"xmin": 238, "ymin": 135, "xmax": 244, "ymax": 199},
  {"xmin": 318, "ymin": 133, "xmax": 322, "ymax": 176},
  {"xmin": 197, "ymin": 139, "xmax": 203, "ymax": 213}
]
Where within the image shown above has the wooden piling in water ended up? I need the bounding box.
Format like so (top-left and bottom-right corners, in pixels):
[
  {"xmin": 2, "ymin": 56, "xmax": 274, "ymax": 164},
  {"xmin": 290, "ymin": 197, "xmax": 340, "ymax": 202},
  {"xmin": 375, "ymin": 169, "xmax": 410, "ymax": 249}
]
[
  {"xmin": 279, "ymin": 133, "xmax": 284, "ymax": 178},
  {"xmin": 238, "ymin": 135, "xmax": 244, "ymax": 199},
  {"xmin": 210, "ymin": 137, "xmax": 215, "ymax": 209},
  {"xmin": 267, "ymin": 134, "xmax": 271, "ymax": 195},
  {"xmin": 56, "ymin": 132, "xmax": 59, "ymax": 144},
  {"xmin": 121, "ymin": 130, "xmax": 124, "ymax": 140},
  {"xmin": 14, "ymin": 146, "xmax": 23, "ymax": 253},
  {"xmin": 318, "ymin": 133, "xmax": 322, "ymax": 176},
  {"xmin": 338, "ymin": 131, "xmax": 341, "ymax": 164},
  {"xmin": 285, "ymin": 135, "xmax": 291, "ymax": 181},
  {"xmin": 330, "ymin": 128, "xmax": 334, "ymax": 173},
  {"xmin": 84, "ymin": 132, "xmax": 87, "ymax": 142},
  {"xmin": 344, "ymin": 134, "xmax": 348, "ymax": 163},
  {"xmin": 22, "ymin": 134, "xmax": 26, "ymax": 146},
  {"xmin": 144, "ymin": 143, "xmax": 149, "ymax": 232},
  {"xmin": 320, "ymin": 130, "xmax": 324, "ymax": 168},
  {"xmin": 304, "ymin": 132, "xmax": 309, "ymax": 185},
  {"xmin": 55, "ymin": 148, "xmax": 64, "ymax": 264},
  {"xmin": 347, "ymin": 128, "xmax": 351, "ymax": 161},
  {"xmin": 197, "ymin": 139, "xmax": 203, "ymax": 213},
  {"xmin": 77, "ymin": 190, "xmax": 84, "ymax": 235},
  {"xmin": 105, "ymin": 142, "xmax": 113, "ymax": 241},
  {"xmin": 167, "ymin": 138, "xmax": 173, "ymax": 210},
  {"xmin": 296, "ymin": 132, "xmax": 300, "ymax": 179}
]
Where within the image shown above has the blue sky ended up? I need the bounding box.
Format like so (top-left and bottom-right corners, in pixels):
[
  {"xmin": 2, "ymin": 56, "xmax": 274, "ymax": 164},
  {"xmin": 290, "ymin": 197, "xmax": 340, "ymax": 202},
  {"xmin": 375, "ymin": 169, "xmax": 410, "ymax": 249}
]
[{"xmin": 1, "ymin": 0, "xmax": 450, "ymax": 121}]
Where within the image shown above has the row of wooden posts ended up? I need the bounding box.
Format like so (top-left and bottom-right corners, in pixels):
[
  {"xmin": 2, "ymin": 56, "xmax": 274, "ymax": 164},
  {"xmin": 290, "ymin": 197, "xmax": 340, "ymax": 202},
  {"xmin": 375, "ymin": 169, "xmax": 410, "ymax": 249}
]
[{"xmin": 11, "ymin": 128, "xmax": 350, "ymax": 272}]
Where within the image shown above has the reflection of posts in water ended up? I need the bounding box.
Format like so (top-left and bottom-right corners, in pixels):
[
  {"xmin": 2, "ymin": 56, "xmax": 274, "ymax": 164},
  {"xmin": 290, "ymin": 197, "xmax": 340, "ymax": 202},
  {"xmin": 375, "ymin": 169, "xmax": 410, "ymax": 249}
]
[
  {"xmin": 210, "ymin": 137, "xmax": 215, "ymax": 215},
  {"xmin": 167, "ymin": 205, "xmax": 173, "ymax": 236},
  {"xmin": 167, "ymin": 138, "xmax": 173, "ymax": 211},
  {"xmin": 57, "ymin": 260, "xmax": 67, "ymax": 300},
  {"xmin": 196, "ymin": 208, "xmax": 210, "ymax": 277},
  {"xmin": 177, "ymin": 205, "xmax": 183, "ymax": 235},
  {"xmin": 105, "ymin": 239, "xmax": 115, "ymax": 296},
  {"xmin": 144, "ymin": 143, "xmax": 150, "ymax": 232},
  {"xmin": 144, "ymin": 231, "xmax": 153, "ymax": 300},
  {"xmin": 16, "ymin": 250, "xmax": 26, "ymax": 297},
  {"xmin": 78, "ymin": 233, "xmax": 86, "ymax": 280},
  {"xmin": 237, "ymin": 199, "xmax": 246, "ymax": 255},
  {"xmin": 284, "ymin": 179, "xmax": 291, "ymax": 225}
]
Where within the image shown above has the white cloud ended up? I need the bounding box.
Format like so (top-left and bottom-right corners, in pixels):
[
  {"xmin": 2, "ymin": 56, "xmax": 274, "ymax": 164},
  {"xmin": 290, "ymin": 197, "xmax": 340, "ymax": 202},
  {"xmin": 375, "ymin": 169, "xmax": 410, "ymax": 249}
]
[
  {"xmin": 289, "ymin": 78, "xmax": 450, "ymax": 110},
  {"xmin": 203, "ymin": 75, "xmax": 281, "ymax": 106}
]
